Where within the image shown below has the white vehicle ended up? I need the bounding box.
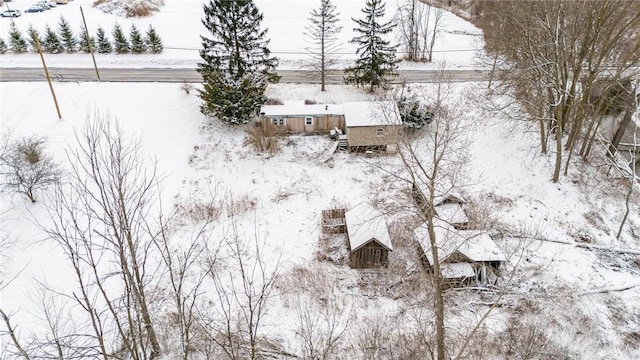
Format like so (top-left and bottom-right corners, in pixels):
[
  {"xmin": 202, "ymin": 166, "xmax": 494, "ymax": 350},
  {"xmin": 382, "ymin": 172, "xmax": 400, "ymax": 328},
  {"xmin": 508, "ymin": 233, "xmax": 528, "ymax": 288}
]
[{"xmin": 0, "ymin": 9, "xmax": 22, "ymax": 17}]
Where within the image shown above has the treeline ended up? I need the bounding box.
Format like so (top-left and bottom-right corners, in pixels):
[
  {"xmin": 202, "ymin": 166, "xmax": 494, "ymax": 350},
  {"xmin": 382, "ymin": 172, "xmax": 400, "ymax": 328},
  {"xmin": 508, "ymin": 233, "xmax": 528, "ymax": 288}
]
[{"xmin": 0, "ymin": 15, "xmax": 163, "ymax": 54}]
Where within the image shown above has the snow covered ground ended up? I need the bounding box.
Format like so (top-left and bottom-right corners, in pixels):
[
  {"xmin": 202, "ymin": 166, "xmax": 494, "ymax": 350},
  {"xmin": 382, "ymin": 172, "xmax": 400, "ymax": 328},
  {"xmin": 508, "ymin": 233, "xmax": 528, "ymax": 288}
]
[
  {"xmin": 1, "ymin": 1, "xmax": 640, "ymax": 359},
  {"xmin": 0, "ymin": 0, "xmax": 486, "ymax": 69}
]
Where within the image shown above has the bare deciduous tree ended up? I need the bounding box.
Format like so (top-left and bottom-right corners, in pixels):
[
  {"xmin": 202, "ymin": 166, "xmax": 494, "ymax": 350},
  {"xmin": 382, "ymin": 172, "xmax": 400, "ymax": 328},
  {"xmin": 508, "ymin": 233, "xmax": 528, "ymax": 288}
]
[
  {"xmin": 396, "ymin": 0, "xmax": 444, "ymax": 62},
  {"xmin": 38, "ymin": 114, "xmax": 163, "ymax": 359},
  {"xmin": 478, "ymin": 0, "xmax": 640, "ymax": 182},
  {"xmin": 199, "ymin": 218, "xmax": 284, "ymax": 360}
]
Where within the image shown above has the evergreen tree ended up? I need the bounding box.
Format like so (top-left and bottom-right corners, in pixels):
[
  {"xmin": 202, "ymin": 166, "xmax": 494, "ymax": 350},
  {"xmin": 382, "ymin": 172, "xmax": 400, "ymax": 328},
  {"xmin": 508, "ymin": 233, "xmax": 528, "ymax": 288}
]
[
  {"xmin": 112, "ymin": 23, "xmax": 130, "ymax": 54},
  {"xmin": 26, "ymin": 25, "xmax": 41, "ymax": 53},
  {"xmin": 129, "ymin": 24, "xmax": 146, "ymax": 54},
  {"xmin": 0, "ymin": 38, "xmax": 7, "ymax": 54},
  {"xmin": 305, "ymin": 0, "xmax": 342, "ymax": 91},
  {"xmin": 8, "ymin": 23, "xmax": 28, "ymax": 54},
  {"xmin": 77, "ymin": 24, "xmax": 95, "ymax": 53},
  {"xmin": 344, "ymin": 0, "xmax": 399, "ymax": 92},
  {"xmin": 43, "ymin": 25, "xmax": 64, "ymax": 54},
  {"xmin": 57, "ymin": 15, "xmax": 77, "ymax": 53},
  {"xmin": 96, "ymin": 27, "xmax": 112, "ymax": 54},
  {"xmin": 198, "ymin": 0, "xmax": 279, "ymax": 125},
  {"xmin": 144, "ymin": 25, "xmax": 163, "ymax": 54}
]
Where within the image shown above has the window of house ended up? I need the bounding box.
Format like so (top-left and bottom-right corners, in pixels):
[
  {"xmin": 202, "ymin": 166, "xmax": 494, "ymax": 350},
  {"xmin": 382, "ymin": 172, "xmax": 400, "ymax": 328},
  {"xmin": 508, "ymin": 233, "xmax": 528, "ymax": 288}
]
[
  {"xmin": 376, "ymin": 128, "xmax": 385, "ymax": 137},
  {"xmin": 305, "ymin": 116, "xmax": 313, "ymax": 125},
  {"xmin": 271, "ymin": 117, "xmax": 284, "ymax": 125}
]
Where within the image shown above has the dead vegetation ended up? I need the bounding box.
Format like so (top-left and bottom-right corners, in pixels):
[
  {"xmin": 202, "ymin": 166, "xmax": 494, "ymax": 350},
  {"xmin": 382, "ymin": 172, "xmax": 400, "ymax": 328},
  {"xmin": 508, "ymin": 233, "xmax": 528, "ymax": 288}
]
[
  {"xmin": 243, "ymin": 122, "xmax": 280, "ymax": 155},
  {"xmin": 93, "ymin": 0, "xmax": 165, "ymax": 17}
]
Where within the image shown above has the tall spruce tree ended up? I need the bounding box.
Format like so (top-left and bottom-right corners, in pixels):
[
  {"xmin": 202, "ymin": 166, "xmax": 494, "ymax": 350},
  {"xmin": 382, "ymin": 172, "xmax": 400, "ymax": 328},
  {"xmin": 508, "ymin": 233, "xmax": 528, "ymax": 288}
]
[
  {"xmin": 129, "ymin": 24, "xmax": 146, "ymax": 54},
  {"xmin": 96, "ymin": 27, "xmax": 112, "ymax": 54},
  {"xmin": 57, "ymin": 15, "xmax": 77, "ymax": 52},
  {"xmin": 26, "ymin": 25, "xmax": 41, "ymax": 53},
  {"xmin": 77, "ymin": 25, "xmax": 95, "ymax": 53},
  {"xmin": 43, "ymin": 25, "xmax": 64, "ymax": 54},
  {"xmin": 112, "ymin": 23, "xmax": 130, "ymax": 54},
  {"xmin": 144, "ymin": 25, "xmax": 163, "ymax": 54},
  {"xmin": 8, "ymin": 23, "xmax": 28, "ymax": 54},
  {"xmin": 305, "ymin": 0, "xmax": 343, "ymax": 92},
  {"xmin": 198, "ymin": 0, "xmax": 279, "ymax": 125},
  {"xmin": 344, "ymin": 0, "xmax": 399, "ymax": 92}
]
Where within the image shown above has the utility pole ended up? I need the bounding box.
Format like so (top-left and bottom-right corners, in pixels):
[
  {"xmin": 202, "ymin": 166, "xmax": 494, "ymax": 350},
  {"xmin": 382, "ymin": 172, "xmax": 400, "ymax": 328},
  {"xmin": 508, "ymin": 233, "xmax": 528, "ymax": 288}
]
[
  {"xmin": 34, "ymin": 34, "xmax": 62, "ymax": 119},
  {"xmin": 80, "ymin": 5, "xmax": 100, "ymax": 81}
]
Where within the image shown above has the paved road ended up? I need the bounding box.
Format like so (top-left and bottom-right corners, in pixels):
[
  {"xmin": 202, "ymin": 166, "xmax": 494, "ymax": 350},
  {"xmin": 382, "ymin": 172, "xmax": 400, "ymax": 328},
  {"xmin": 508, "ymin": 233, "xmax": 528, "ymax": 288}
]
[{"xmin": 0, "ymin": 67, "xmax": 495, "ymax": 83}]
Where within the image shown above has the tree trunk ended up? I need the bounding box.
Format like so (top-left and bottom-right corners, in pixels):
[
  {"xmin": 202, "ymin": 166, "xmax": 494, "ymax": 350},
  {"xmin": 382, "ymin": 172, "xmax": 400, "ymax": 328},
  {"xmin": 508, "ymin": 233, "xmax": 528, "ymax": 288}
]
[{"xmin": 607, "ymin": 107, "xmax": 633, "ymax": 158}]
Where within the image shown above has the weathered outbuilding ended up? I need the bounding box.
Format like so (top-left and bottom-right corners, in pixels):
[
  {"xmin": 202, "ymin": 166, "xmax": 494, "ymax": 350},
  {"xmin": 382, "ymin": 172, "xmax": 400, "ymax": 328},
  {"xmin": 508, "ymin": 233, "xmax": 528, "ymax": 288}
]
[
  {"xmin": 414, "ymin": 220, "xmax": 506, "ymax": 286},
  {"xmin": 343, "ymin": 101, "xmax": 402, "ymax": 153},
  {"xmin": 412, "ymin": 182, "xmax": 470, "ymax": 229},
  {"xmin": 345, "ymin": 203, "xmax": 393, "ymax": 269}
]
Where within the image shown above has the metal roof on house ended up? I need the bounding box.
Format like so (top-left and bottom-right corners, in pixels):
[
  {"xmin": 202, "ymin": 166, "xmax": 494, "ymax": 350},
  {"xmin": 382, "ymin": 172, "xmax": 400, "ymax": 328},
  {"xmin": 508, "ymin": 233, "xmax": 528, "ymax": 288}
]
[
  {"xmin": 260, "ymin": 101, "xmax": 344, "ymax": 117},
  {"xmin": 345, "ymin": 203, "xmax": 393, "ymax": 252},
  {"xmin": 414, "ymin": 219, "xmax": 505, "ymax": 265},
  {"xmin": 343, "ymin": 101, "xmax": 402, "ymax": 127}
]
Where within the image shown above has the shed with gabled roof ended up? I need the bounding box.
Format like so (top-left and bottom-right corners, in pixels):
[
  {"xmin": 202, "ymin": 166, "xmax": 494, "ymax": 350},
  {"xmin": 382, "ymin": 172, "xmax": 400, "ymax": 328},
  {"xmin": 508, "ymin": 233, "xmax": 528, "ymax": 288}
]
[
  {"xmin": 345, "ymin": 203, "xmax": 393, "ymax": 269},
  {"xmin": 343, "ymin": 101, "xmax": 402, "ymax": 152},
  {"xmin": 413, "ymin": 220, "xmax": 505, "ymax": 285}
]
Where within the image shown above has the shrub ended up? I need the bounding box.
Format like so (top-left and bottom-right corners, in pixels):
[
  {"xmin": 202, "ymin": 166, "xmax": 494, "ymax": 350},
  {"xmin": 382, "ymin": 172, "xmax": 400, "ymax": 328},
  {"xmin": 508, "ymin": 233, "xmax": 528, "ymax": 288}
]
[
  {"xmin": 8, "ymin": 23, "xmax": 28, "ymax": 54},
  {"xmin": 145, "ymin": 25, "xmax": 163, "ymax": 53},
  {"xmin": 112, "ymin": 23, "xmax": 130, "ymax": 54},
  {"xmin": 264, "ymin": 98, "xmax": 284, "ymax": 105},
  {"xmin": 129, "ymin": 24, "xmax": 146, "ymax": 54},
  {"xmin": 96, "ymin": 27, "xmax": 112, "ymax": 54},
  {"xmin": 304, "ymin": 99, "xmax": 317, "ymax": 105},
  {"xmin": 243, "ymin": 122, "xmax": 279, "ymax": 155},
  {"xmin": 0, "ymin": 135, "xmax": 61, "ymax": 203},
  {"xmin": 397, "ymin": 96, "xmax": 434, "ymax": 130}
]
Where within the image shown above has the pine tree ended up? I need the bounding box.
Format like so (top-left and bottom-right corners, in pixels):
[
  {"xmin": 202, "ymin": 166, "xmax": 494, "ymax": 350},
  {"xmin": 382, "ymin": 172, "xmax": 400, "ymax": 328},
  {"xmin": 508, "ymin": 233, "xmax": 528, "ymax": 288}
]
[
  {"xmin": 144, "ymin": 25, "xmax": 163, "ymax": 54},
  {"xmin": 8, "ymin": 23, "xmax": 28, "ymax": 54},
  {"xmin": 57, "ymin": 15, "xmax": 77, "ymax": 53},
  {"xmin": 26, "ymin": 25, "xmax": 41, "ymax": 53},
  {"xmin": 0, "ymin": 38, "xmax": 7, "ymax": 54},
  {"xmin": 305, "ymin": 0, "xmax": 342, "ymax": 91},
  {"xmin": 96, "ymin": 27, "xmax": 112, "ymax": 54},
  {"xmin": 77, "ymin": 25, "xmax": 95, "ymax": 53},
  {"xmin": 43, "ymin": 25, "xmax": 64, "ymax": 54},
  {"xmin": 344, "ymin": 0, "xmax": 399, "ymax": 92},
  {"xmin": 112, "ymin": 23, "xmax": 130, "ymax": 54},
  {"xmin": 129, "ymin": 24, "xmax": 146, "ymax": 54},
  {"xmin": 198, "ymin": 0, "xmax": 279, "ymax": 125}
]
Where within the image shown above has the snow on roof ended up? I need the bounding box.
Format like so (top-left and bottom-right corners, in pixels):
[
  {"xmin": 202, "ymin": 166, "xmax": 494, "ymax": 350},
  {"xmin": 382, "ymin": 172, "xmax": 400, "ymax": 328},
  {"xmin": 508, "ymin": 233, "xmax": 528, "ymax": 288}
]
[
  {"xmin": 441, "ymin": 263, "xmax": 475, "ymax": 279},
  {"xmin": 414, "ymin": 220, "xmax": 505, "ymax": 265},
  {"xmin": 434, "ymin": 203, "xmax": 470, "ymax": 226},
  {"xmin": 345, "ymin": 203, "xmax": 393, "ymax": 252},
  {"xmin": 260, "ymin": 101, "xmax": 344, "ymax": 117},
  {"xmin": 343, "ymin": 101, "xmax": 402, "ymax": 127},
  {"xmin": 413, "ymin": 181, "xmax": 466, "ymax": 206}
]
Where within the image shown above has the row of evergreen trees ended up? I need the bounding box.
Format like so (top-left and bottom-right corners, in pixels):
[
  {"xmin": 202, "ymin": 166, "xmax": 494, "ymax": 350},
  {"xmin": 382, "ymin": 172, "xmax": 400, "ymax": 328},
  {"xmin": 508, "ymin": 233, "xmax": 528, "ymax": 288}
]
[{"xmin": 0, "ymin": 16, "xmax": 163, "ymax": 54}]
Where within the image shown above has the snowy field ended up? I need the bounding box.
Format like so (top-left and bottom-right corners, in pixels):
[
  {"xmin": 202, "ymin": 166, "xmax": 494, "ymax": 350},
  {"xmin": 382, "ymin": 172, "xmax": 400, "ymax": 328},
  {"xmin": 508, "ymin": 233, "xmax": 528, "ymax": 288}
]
[
  {"xmin": 1, "ymin": 1, "xmax": 640, "ymax": 359},
  {"xmin": 0, "ymin": 0, "xmax": 486, "ymax": 69}
]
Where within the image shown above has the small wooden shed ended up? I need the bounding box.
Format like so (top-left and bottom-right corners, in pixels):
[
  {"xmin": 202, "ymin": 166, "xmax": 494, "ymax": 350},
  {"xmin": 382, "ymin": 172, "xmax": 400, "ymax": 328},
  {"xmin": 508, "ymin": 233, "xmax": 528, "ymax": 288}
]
[
  {"xmin": 343, "ymin": 101, "xmax": 402, "ymax": 153},
  {"xmin": 345, "ymin": 203, "xmax": 393, "ymax": 269},
  {"xmin": 414, "ymin": 220, "xmax": 506, "ymax": 286},
  {"xmin": 412, "ymin": 182, "xmax": 470, "ymax": 229},
  {"xmin": 259, "ymin": 101, "xmax": 345, "ymax": 134}
]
